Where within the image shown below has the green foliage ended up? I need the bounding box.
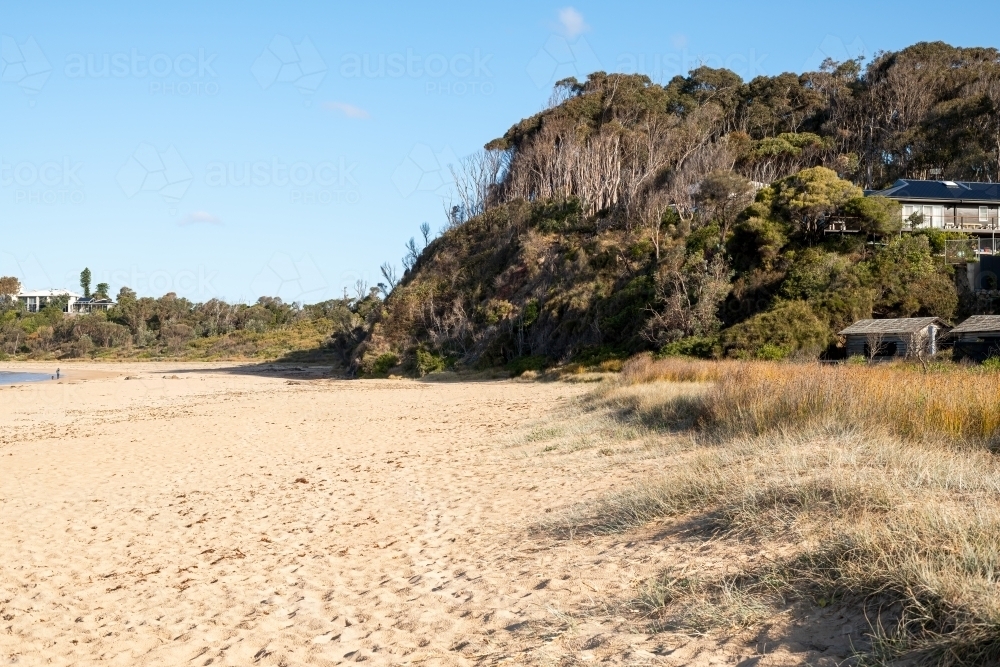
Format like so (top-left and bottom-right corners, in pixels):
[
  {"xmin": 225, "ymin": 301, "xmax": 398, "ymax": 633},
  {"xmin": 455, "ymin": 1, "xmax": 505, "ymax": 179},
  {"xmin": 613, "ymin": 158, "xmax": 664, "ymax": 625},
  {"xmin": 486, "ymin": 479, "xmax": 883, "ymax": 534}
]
[
  {"xmin": 371, "ymin": 353, "xmax": 400, "ymax": 375},
  {"xmin": 415, "ymin": 348, "xmax": 449, "ymax": 375},
  {"xmin": 722, "ymin": 300, "xmax": 832, "ymax": 359},
  {"xmin": 842, "ymin": 196, "xmax": 902, "ymax": 234},
  {"xmin": 571, "ymin": 345, "xmax": 629, "ymax": 367},
  {"xmin": 770, "ymin": 167, "xmax": 864, "ymax": 232},
  {"xmin": 507, "ymin": 355, "xmax": 549, "ymax": 376},
  {"xmin": 983, "ymin": 357, "xmax": 1000, "ymax": 371},
  {"xmin": 79, "ymin": 268, "xmax": 91, "ymax": 298},
  {"xmin": 658, "ymin": 335, "xmax": 719, "ymax": 359},
  {"xmin": 860, "ymin": 235, "xmax": 957, "ymax": 319}
]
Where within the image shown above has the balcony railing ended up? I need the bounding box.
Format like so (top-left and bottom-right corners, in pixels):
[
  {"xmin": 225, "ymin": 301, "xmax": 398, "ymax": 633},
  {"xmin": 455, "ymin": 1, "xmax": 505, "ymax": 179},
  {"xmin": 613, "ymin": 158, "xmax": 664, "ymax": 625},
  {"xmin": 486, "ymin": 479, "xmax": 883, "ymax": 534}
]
[{"xmin": 904, "ymin": 216, "xmax": 1000, "ymax": 232}]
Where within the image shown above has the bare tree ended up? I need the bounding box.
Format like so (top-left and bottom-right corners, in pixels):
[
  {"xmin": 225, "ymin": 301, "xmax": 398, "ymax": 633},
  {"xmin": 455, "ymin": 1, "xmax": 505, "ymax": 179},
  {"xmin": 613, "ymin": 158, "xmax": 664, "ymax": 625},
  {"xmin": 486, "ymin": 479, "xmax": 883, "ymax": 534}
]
[
  {"xmin": 402, "ymin": 238, "xmax": 419, "ymax": 271},
  {"xmin": 448, "ymin": 149, "xmax": 509, "ymax": 225},
  {"xmin": 420, "ymin": 222, "xmax": 431, "ymax": 246},
  {"xmin": 379, "ymin": 263, "xmax": 399, "ymax": 298},
  {"xmin": 907, "ymin": 328, "xmax": 934, "ymax": 373},
  {"xmin": 865, "ymin": 330, "xmax": 887, "ymax": 363}
]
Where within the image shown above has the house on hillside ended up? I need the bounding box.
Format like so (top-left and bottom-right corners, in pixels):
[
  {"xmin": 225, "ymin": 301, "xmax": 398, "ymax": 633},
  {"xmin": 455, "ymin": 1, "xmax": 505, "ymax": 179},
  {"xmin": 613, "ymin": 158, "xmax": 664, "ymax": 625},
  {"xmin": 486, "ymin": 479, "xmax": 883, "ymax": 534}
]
[
  {"xmin": 72, "ymin": 296, "xmax": 115, "ymax": 314},
  {"xmin": 17, "ymin": 289, "xmax": 82, "ymax": 313},
  {"xmin": 16, "ymin": 289, "xmax": 116, "ymax": 314},
  {"xmin": 949, "ymin": 316, "xmax": 1000, "ymax": 362},
  {"xmin": 839, "ymin": 318, "xmax": 950, "ymax": 359},
  {"xmin": 868, "ymin": 179, "xmax": 1000, "ymax": 232}
]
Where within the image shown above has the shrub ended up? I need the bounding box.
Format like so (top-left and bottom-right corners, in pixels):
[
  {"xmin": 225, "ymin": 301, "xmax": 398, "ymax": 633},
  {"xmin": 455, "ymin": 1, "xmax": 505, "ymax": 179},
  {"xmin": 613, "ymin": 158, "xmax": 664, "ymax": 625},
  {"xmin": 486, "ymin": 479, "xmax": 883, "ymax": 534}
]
[
  {"xmin": 721, "ymin": 300, "xmax": 831, "ymax": 359},
  {"xmin": 371, "ymin": 352, "xmax": 399, "ymax": 375},
  {"xmin": 507, "ymin": 355, "xmax": 549, "ymax": 377},
  {"xmin": 415, "ymin": 348, "xmax": 448, "ymax": 376}
]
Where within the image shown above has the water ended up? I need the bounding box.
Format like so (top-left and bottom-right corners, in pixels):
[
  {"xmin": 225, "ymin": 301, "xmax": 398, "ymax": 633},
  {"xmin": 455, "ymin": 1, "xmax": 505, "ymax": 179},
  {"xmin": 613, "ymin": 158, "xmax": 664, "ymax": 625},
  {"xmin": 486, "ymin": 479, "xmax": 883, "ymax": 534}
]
[{"xmin": 0, "ymin": 372, "xmax": 53, "ymax": 385}]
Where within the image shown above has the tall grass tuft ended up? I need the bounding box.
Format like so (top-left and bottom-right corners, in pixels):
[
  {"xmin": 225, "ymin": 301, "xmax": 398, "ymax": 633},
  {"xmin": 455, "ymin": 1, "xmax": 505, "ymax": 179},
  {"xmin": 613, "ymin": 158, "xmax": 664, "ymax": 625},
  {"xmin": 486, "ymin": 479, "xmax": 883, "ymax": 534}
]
[{"xmin": 619, "ymin": 357, "xmax": 1000, "ymax": 447}]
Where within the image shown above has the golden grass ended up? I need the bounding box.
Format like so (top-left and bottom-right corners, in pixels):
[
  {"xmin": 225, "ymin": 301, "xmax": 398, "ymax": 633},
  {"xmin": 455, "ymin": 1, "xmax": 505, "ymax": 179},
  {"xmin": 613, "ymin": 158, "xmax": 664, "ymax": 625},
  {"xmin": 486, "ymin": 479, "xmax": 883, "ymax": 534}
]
[
  {"xmin": 552, "ymin": 357, "xmax": 1000, "ymax": 664},
  {"xmin": 619, "ymin": 354, "xmax": 1000, "ymax": 446}
]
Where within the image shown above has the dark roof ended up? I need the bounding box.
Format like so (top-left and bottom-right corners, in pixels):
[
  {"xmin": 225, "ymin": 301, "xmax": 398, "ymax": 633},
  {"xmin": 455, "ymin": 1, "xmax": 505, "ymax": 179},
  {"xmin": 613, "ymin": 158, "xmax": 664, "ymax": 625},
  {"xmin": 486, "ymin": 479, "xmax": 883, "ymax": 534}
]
[
  {"xmin": 839, "ymin": 317, "xmax": 950, "ymax": 336},
  {"xmin": 950, "ymin": 315, "xmax": 1000, "ymax": 334},
  {"xmin": 870, "ymin": 179, "xmax": 1000, "ymax": 204}
]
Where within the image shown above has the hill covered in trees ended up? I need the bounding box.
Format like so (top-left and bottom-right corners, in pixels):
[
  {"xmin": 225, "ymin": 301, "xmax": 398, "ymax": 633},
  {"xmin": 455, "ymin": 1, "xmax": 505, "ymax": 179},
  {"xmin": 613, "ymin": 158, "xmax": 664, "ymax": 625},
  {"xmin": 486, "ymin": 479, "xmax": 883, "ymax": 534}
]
[
  {"xmin": 3, "ymin": 42, "xmax": 996, "ymax": 373},
  {"xmin": 357, "ymin": 42, "xmax": 995, "ymax": 374}
]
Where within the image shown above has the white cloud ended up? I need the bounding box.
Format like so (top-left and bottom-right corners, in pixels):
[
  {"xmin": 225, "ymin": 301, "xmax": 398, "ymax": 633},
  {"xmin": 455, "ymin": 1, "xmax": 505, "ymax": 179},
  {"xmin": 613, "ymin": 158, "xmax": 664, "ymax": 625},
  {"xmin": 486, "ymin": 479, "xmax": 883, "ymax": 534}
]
[
  {"xmin": 179, "ymin": 211, "xmax": 223, "ymax": 226},
  {"xmin": 557, "ymin": 7, "xmax": 588, "ymax": 39},
  {"xmin": 322, "ymin": 101, "xmax": 371, "ymax": 119}
]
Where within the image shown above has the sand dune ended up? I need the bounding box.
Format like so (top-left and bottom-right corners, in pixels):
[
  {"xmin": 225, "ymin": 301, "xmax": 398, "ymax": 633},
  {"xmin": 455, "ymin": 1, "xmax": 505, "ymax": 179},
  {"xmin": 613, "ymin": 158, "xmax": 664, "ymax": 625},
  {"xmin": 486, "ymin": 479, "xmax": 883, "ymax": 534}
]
[{"xmin": 1, "ymin": 364, "xmax": 845, "ymax": 665}]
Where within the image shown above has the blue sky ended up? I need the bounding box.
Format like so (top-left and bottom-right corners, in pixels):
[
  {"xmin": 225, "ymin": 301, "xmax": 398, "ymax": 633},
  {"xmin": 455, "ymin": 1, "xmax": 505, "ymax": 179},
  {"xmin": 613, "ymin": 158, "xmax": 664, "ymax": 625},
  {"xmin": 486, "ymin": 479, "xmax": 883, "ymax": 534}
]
[{"xmin": 3, "ymin": 0, "xmax": 999, "ymax": 303}]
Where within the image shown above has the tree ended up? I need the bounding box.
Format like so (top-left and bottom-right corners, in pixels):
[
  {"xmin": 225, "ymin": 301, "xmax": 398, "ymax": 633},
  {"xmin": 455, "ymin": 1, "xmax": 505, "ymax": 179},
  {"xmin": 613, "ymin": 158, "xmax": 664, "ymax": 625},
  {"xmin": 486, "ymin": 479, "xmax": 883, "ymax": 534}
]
[
  {"xmin": 0, "ymin": 276, "xmax": 20, "ymax": 308},
  {"xmin": 95, "ymin": 283, "xmax": 110, "ymax": 299},
  {"xmin": 695, "ymin": 171, "xmax": 757, "ymax": 242},
  {"xmin": 842, "ymin": 196, "xmax": 902, "ymax": 234},
  {"xmin": 420, "ymin": 222, "xmax": 432, "ymax": 247},
  {"xmin": 80, "ymin": 268, "xmax": 92, "ymax": 298},
  {"xmin": 770, "ymin": 167, "xmax": 863, "ymax": 233},
  {"xmin": 864, "ymin": 330, "xmax": 887, "ymax": 363}
]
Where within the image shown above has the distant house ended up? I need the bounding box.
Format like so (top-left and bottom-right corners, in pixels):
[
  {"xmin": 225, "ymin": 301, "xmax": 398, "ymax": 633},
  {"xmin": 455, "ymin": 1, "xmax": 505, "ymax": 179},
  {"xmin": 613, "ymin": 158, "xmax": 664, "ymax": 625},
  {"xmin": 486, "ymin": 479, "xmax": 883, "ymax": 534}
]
[
  {"xmin": 17, "ymin": 289, "xmax": 82, "ymax": 313},
  {"xmin": 868, "ymin": 179, "xmax": 1000, "ymax": 232},
  {"xmin": 17, "ymin": 289, "xmax": 115, "ymax": 314},
  {"xmin": 72, "ymin": 296, "xmax": 115, "ymax": 314},
  {"xmin": 839, "ymin": 318, "xmax": 950, "ymax": 359},
  {"xmin": 949, "ymin": 316, "xmax": 1000, "ymax": 362}
]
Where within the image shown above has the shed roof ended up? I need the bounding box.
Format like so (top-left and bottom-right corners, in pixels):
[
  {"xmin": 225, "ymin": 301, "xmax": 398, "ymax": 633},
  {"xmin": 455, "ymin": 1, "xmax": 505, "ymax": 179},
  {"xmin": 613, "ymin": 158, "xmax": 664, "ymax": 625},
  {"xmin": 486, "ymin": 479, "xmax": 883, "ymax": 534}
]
[
  {"xmin": 950, "ymin": 315, "xmax": 1000, "ymax": 334},
  {"xmin": 870, "ymin": 179, "xmax": 1000, "ymax": 204},
  {"xmin": 839, "ymin": 317, "xmax": 950, "ymax": 335}
]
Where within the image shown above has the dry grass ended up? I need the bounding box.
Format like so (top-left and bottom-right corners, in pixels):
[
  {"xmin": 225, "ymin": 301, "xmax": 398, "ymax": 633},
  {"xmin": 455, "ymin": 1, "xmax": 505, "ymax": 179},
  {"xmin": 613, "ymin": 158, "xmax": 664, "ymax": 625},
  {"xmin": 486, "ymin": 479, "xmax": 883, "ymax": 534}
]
[
  {"xmin": 618, "ymin": 354, "xmax": 1000, "ymax": 446},
  {"xmin": 554, "ymin": 357, "xmax": 1000, "ymax": 665}
]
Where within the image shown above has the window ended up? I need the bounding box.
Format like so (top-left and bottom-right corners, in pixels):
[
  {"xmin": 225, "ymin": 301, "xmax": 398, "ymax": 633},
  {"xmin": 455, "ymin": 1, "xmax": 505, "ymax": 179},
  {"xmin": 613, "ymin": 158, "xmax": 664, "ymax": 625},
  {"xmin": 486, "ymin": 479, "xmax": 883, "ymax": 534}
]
[{"xmin": 981, "ymin": 206, "xmax": 990, "ymax": 223}]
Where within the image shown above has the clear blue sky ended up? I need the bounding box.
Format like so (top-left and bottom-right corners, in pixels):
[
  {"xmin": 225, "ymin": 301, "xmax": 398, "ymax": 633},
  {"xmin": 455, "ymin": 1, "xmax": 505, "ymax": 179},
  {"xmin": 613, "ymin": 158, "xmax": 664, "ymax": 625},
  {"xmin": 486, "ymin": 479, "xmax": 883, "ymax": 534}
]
[{"xmin": 3, "ymin": 0, "xmax": 999, "ymax": 303}]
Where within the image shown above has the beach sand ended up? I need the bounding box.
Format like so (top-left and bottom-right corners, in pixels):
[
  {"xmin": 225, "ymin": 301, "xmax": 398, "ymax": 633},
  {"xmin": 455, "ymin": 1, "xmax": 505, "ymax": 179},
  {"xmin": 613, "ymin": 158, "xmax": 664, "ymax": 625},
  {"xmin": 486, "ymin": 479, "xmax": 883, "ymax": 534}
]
[{"xmin": 0, "ymin": 363, "xmax": 847, "ymax": 666}]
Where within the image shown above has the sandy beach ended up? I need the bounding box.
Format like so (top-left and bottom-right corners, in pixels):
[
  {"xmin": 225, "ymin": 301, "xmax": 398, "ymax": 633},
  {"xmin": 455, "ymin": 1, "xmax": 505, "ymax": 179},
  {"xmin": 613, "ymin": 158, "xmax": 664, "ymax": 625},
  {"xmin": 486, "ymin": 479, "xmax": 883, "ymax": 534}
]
[
  {"xmin": 0, "ymin": 364, "xmax": 651, "ymax": 666},
  {"xmin": 0, "ymin": 363, "xmax": 855, "ymax": 666}
]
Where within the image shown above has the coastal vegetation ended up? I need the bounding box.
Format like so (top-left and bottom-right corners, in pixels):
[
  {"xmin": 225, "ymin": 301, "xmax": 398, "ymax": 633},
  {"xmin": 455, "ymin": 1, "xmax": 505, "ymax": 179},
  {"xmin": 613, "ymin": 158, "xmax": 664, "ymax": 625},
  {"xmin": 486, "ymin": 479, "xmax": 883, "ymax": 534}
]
[
  {"xmin": 5, "ymin": 42, "xmax": 1000, "ymax": 374},
  {"xmin": 533, "ymin": 356, "xmax": 1000, "ymax": 664}
]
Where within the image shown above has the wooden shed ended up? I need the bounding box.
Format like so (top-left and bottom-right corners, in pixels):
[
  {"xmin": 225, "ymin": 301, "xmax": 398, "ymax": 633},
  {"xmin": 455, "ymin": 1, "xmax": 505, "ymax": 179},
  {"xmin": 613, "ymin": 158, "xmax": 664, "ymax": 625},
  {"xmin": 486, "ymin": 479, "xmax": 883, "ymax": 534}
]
[
  {"xmin": 839, "ymin": 318, "xmax": 950, "ymax": 359},
  {"xmin": 949, "ymin": 315, "xmax": 1000, "ymax": 362}
]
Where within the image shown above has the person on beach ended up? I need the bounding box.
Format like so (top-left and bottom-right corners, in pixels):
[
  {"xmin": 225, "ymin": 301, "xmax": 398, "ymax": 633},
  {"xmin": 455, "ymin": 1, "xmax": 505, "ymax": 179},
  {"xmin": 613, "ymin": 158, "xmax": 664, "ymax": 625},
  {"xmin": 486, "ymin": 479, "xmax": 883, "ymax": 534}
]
[{"xmin": 56, "ymin": 368, "xmax": 60, "ymax": 380}]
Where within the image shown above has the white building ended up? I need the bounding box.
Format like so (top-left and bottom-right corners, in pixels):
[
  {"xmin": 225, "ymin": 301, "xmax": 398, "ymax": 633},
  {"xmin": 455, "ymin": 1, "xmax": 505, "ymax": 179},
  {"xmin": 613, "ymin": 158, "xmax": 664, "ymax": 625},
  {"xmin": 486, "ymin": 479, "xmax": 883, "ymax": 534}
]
[
  {"xmin": 17, "ymin": 289, "xmax": 82, "ymax": 313},
  {"xmin": 16, "ymin": 289, "xmax": 115, "ymax": 314}
]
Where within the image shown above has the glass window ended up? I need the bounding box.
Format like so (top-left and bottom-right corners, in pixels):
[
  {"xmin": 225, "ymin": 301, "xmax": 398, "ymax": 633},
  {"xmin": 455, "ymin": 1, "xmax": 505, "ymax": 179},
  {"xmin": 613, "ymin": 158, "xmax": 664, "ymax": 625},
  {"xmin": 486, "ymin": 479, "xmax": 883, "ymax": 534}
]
[{"xmin": 981, "ymin": 206, "xmax": 989, "ymax": 222}]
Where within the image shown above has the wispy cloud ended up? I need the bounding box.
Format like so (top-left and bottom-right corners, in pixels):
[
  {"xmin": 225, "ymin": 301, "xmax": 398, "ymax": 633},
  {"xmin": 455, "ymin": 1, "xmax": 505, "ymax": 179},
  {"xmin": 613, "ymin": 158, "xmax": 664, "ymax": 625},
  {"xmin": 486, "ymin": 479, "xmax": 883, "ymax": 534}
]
[
  {"xmin": 322, "ymin": 101, "xmax": 371, "ymax": 119},
  {"xmin": 557, "ymin": 7, "xmax": 588, "ymax": 39},
  {"xmin": 179, "ymin": 211, "xmax": 223, "ymax": 226}
]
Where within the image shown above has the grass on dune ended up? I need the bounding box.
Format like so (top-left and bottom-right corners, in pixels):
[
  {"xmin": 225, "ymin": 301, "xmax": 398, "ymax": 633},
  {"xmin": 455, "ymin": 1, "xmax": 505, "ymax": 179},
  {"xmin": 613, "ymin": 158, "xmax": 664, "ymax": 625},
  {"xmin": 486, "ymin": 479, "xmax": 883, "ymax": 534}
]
[{"xmin": 555, "ymin": 355, "xmax": 1000, "ymax": 665}]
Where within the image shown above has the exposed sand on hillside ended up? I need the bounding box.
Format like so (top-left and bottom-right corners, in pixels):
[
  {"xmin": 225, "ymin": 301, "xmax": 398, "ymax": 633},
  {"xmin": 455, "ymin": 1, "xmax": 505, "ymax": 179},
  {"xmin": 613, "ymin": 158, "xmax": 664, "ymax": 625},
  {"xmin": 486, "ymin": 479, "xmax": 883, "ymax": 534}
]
[{"xmin": 0, "ymin": 364, "xmax": 854, "ymax": 665}]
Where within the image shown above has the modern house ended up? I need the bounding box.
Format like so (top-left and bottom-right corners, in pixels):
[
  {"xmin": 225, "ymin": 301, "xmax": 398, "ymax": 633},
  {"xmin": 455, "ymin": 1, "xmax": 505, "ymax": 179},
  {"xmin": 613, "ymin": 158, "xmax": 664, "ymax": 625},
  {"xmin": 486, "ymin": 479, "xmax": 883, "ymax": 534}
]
[
  {"xmin": 869, "ymin": 179, "xmax": 1000, "ymax": 232},
  {"xmin": 839, "ymin": 317, "xmax": 950, "ymax": 359},
  {"xmin": 16, "ymin": 289, "xmax": 115, "ymax": 314},
  {"xmin": 17, "ymin": 289, "xmax": 83, "ymax": 313},
  {"xmin": 949, "ymin": 315, "xmax": 1000, "ymax": 362}
]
